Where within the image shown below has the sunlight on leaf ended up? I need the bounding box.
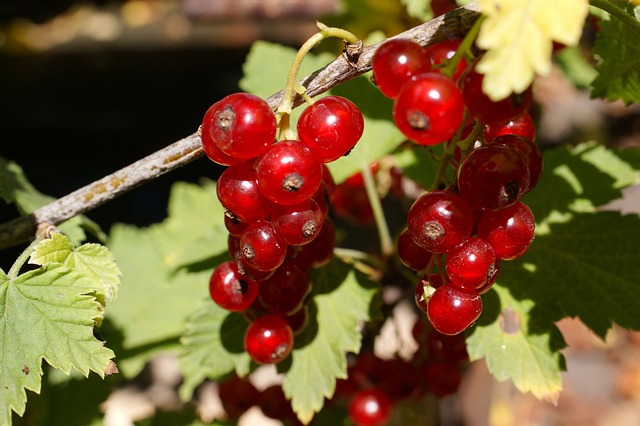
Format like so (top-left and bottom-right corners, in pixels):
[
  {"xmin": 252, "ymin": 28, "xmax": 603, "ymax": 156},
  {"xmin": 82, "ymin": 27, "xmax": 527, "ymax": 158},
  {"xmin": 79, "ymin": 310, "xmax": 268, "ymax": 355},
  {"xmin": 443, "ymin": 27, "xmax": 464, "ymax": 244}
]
[{"xmin": 476, "ymin": 0, "xmax": 589, "ymax": 100}]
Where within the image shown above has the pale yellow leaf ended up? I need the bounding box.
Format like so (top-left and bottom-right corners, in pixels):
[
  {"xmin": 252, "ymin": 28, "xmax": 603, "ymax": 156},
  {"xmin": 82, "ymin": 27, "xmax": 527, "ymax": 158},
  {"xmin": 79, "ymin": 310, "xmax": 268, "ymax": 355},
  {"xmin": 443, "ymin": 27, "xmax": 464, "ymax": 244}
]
[{"xmin": 476, "ymin": 0, "xmax": 589, "ymax": 100}]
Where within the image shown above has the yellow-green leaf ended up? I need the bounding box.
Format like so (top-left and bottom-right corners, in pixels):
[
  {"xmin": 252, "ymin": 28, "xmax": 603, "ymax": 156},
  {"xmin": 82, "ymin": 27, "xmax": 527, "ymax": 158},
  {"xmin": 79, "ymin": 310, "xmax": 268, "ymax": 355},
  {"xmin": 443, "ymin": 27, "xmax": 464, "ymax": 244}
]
[{"xmin": 476, "ymin": 0, "xmax": 589, "ymax": 100}]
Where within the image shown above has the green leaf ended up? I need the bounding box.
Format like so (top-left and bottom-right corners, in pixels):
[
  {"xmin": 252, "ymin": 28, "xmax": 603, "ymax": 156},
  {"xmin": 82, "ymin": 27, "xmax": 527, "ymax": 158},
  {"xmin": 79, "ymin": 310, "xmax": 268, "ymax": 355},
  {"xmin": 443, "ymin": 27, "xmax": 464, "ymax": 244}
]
[
  {"xmin": 280, "ymin": 258, "xmax": 380, "ymax": 424},
  {"xmin": 178, "ymin": 304, "xmax": 252, "ymax": 401},
  {"xmin": 0, "ymin": 265, "xmax": 115, "ymax": 425},
  {"xmin": 466, "ymin": 284, "xmax": 566, "ymax": 401},
  {"xmin": 106, "ymin": 179, "xmax": 227, "ymax": 377},
  {"xmin": 151, "ymin": 180, "xmax": 228, "ymax": 269},
  {"xmin": 392, "ymin": 144, "xmax": 440, "ymax": 190},
  {"xmin": 401, "ymin": 0, "xmax": 433, "ymax": 21},
  {"xmin": 29, "ymin": 232, "xmax": 121, "ymax": 301},
  {"xmin": 591, "ymin": 6, "xmax": 640, "ymax": 105},
  {"xmin": 554, "ymin": 46, "xmax": 598, "ymax": 88}
]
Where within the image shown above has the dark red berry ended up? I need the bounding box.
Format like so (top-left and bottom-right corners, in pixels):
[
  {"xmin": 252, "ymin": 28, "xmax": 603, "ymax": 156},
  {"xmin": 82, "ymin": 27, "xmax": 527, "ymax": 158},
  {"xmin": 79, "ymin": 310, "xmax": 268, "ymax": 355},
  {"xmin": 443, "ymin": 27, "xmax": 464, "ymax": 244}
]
[
  {"xmin": 208, "ymin": 260, "xmax": 259, "ymax": 311},
  {"xmin": 460, "ymin": 65, "xmax": 533, "ymax": 126},
  {"xmin": 407, "ymin": 190, "xmax": 474, "ymax": 253},
  {"xmin": 427, "ymin": 285, "xmax": 482, "ymax": 335},
  {"xmin": 397, "ymin": 227, "xmax": 433, "ymax": 271},
  {"xmin": 425, "ymin": 360, "xmax": 462, "ymax": 397},
  {"xmin": 218, "ymin": 375, "xmax": 259, "ymax": 419},
  {"xmin": 291, "ymin": 217, "xmax": 335, "ymax": 268},
  {"xmin": 445, "ymin": 237, "xmax": 497, "ymax": 291},
  {"xmin": 258, "ymin": 260, "xmax": 312, "ymax": 315},
  {"xmin": 490, "ymin": 134, "xmax": 543, "ymax": 192},
  {"xmin": 483, "ymin": 111, "xmax": 536, "ymax": 142},
  {"xmin": 457, "ymin": 144, "xmax": 530, "ymax": 212},
  {"xmin": 244, "ymin": 315, "xmax": 294, "ymax": 364}
]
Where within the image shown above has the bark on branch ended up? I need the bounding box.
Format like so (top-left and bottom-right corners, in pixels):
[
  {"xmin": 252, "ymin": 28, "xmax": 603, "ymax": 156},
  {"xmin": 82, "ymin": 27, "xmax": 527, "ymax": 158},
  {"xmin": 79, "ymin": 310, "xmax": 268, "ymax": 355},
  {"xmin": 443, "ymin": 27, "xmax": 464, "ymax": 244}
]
[{"xmin": 0, "ymin": 3, "xmax": 480, "ymax": 252}]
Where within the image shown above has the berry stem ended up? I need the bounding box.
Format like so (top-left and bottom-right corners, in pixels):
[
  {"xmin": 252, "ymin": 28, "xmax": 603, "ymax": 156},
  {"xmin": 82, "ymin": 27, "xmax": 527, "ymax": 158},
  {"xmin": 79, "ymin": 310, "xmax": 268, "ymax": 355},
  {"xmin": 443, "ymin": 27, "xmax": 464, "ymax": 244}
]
[
  {"xmin": 439, "ymin": 14, "xmax": 485, "ymax": 79},
  {"xmin": 590, "ymin": 0, "xmax": 640, "ymax": 39},
  {"xmin": 277, "ymin": 23, "xmax": 360, "ymax": 140},
  {"xmin": 359, "ymin": 159, "xmax": 394, "ymax": 259},
  {"xmin": 334, "ymin": 247, "xmax": 384, "ymax": 277}
]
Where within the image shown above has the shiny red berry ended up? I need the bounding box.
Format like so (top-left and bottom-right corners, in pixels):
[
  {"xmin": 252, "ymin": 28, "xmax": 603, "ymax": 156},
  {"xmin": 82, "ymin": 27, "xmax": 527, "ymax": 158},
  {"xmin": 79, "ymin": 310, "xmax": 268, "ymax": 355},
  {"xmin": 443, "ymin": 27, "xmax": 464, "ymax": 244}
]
[
  {"xmin": 372, "ymin": 39, "xmax": 432, "ymax": 99},
  {"xmin": 208, "ymin": 260, "xmax": 259, "ymax": 311},
  {"xmin": 244, "ymin": 315, "xmax": 294, "ymax": 364},
  {"xmin": 427, "ymin": 285, "xmax": 482, "ymax": 335},
  {"xmin": 348, "ymin": 388, "xmax": 392, "ymax": 426}
]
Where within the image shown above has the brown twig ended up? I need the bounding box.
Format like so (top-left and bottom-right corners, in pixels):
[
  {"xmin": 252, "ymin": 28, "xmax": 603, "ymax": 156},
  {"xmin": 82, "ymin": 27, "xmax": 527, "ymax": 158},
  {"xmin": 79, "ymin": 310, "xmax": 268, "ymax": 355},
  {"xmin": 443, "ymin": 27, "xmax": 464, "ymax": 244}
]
[{"xmin": 0, "ymin": 3, "xmax": 480, "ymax": 252}]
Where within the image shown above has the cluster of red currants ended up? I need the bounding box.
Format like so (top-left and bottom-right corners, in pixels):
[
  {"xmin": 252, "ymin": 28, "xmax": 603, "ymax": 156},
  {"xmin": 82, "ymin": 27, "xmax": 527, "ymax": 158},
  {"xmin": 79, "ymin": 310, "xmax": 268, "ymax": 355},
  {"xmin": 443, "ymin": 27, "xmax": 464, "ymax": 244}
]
[
  {"xmin": 372, "ymin": 38, "xmax": 543, "ymax": 336},
  {"xmin": 329, "ymin": 317, "xmax": 469, "ymax": 426},
  {"xmin": 200, "ymin": 91, "xmax": 365, "ymax": 364}
]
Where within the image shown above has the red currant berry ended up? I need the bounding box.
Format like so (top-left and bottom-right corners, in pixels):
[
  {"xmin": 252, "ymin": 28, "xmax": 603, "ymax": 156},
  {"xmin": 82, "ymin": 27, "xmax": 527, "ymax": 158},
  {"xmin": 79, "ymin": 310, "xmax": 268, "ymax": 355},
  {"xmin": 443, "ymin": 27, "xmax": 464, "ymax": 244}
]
[
  {"xmin": 490, "ymin": 134, "xmax": 543, "ymax": 192},
  {"xmin": 331, "ymin": 179, "xmax": 375, "ymax": 226},
  {"xmin": 415, "ymin": 275, "xmax": 446, "ymax": 314},
  {"xmin": 239, "ymin": 221, "xmax": 287, "ymax": 272},
  {"xmin": 483, "ymin": 111, "xmax": 536, "ymax": 142},
  {"xmin": 244, "ymin": 315, "xmax": 294, "ymax": 364},
  {"xmin": 200, "ymin": 107, "xmax": 243, "ymax": 166},
  {"xmin": 258, "ymin": 385, "xmax": 295, "ymax": 421},
  {"xmin": 297, "ymin": 95, "xmax": 364, "ymax": 163},
  {"xmin": 427, "ymin": 285, "xmax": 482, "ymax": 335},
  {"xmin": 445, "ymin": 237, "xmax": 497, "ymax": 290},
  {"xmin": 228, "ymin": 235, "xmax": 277, "ymax": 281},
  {"xmin": 224, "ymin": 215, "xmax": 248, "ymax": 238},
  {"xmin": 291, "ymin": 217, "xmax": 335, "ymax": 268},
  {"xmin": 476, "ymin": 260, "xmax": 500, "ymax": 294},
  {"xmin": 407, "ymin": 190, "xmax": 474, "ymax": 253},
  {"xmin": 460, "ymin": 65, "xmax": 533, "ymax": 126},
  {"xmin": 425, "ymin": 360, "xmax": 462, "ymax": 397},
  {"xmin": 271, "ymin": 198, "xmax": 324, "ymax": 246},
  {"xmin": 208, "ymin": 261, "xmax": 259, "ymax": 311},
  {"xmin": 216, "ymin": 160, "xmax": 273, "ymax": 223},
  {"xmin": 457, "ymin": 144, "xmax": 530, "ymax": 212},
  {"xmin": 204, "ymin": 93, "xmax": 276, "ymax": 160},
  {"xmin": 477, "ymin": 201, "xmax": 536, "ymax": 260},
  {"xmin": 218, "ymin": 375, "xmax": 260, "ymax": 419},
  {"xmin": 424, "ymin": 38, "xmax": 467, "ymax": 80},
  {"xmin": 348, "ymin": 388, "xmax": 392, "ymax": 426},
  {"xmin": 258, "ymin": 260, "xmax": 312, "ymax": 315},
  {"xmin": 397, "ymin": 227, "xmax": 433, "ymax": 271},
  {"xmin": 393, "ymin": 72, "xmax": 465, "ymax": 146},
  {"xmin": 256, "ymin": 139, "xmax": 323, "ymax": 205},
  {"xmin": 372, "ymin": 39, "xmax": 432, "ymax": 99}
]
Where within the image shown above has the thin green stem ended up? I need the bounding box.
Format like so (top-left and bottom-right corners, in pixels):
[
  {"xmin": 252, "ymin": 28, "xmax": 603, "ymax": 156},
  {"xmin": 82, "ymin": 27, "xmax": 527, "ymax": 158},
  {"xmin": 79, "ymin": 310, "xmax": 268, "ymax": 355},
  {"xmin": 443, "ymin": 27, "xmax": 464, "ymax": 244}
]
[
  {"xmin": 360, "ymin": 160, "xmax": 394, "ymax": 259},
  {"xmin": 277, "ymin": 24, "xmax": 360, "ymax": 140},
  {"xmin": 7, "ymin": 237, "xmax": 43, "ymax": 281},
  {"xmin": 440, "ymin": 14, "xmax": 486, "ymax": 79},
  {"xmin": 590, "ymin": 0, "xmax": 640, "ymax": 39}
]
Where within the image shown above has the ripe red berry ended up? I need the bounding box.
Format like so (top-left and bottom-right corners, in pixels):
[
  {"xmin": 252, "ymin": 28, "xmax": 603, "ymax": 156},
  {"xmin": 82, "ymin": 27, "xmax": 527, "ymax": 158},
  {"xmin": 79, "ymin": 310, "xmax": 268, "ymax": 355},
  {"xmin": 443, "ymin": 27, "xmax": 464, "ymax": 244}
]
[
  {"xmin": 424, "ymin": 38, "xmax": 467, "ymax": 80},
  {"xmin": 372, "ymin": 39, "xmax": 432, "ymax": 99},
  {"xmin": 256, "ymin": 139, "xmax": 323, "ymax": 205},
  {"xmin": 477, "ymin": 201, "xmax": 536, "ymax": 260},
  {"xmin": 271, "ymin": 198, "xmax": 324, "ymax": 246},
  {"xmin": 445, "ymin": 237, "xmax": 497, "ymax": 290},
  {"xmin": 397, "ymin": 227, "xmax": 433, "ymax": 271},
  {"xmin": 460, "ymin": 65, "xmax": 533, "ymax": 126},
  {"xmin": 407, "ymin": 190, "xmax": 474, "ymax": 253},
  {"xmin": 457, "ymin": 144, "xmax": 530, "ymax": 212},
  {"xmin": 208, "ymin": 260, "xmax": 259, "ymax": 311},
  {"xmin": 393, "ymin": 72, "xmax": 465, "ymax": 146},
  {"xmin": 204, "ymin": 92, "xmax": 276, "ymax": 160},
  {"xmin": 258, "ymin": 260, "xmax": 312, "ymax": 315},
  {"xmin": 200, "ymin": 107, "xmax": 243, "ymax": 166},
  {"xmin": 239, "ymin": 221, "xmax": 287, "ymax": 272},
  {"xmin": 297, "ymin": 95, "xmax": 364, "ymax": 163},
  {"xmin": 216, "ymin": 160, "xmax": 273, "ymax": 223},
  {"xmin": 218, "ymin": 375, "xmax": 260, "ymax": 419},
  {"xmin": 483, "ymin": 111, "xmax": 536, "ymax": 142},
  {"xmin": 291, "ymin": 217, "xmax": 335, "ymax": 269},
  {"xmin": 347, "ymin": 388, "xmax": 393, "ymax": 426},
  {"xmin": 426, "ymin": 285, "xmax": 482, "ymax": 335},
  {"xmin": 490, "ymin": 134, "xmax": 543, "ymax": 192},
  {"xmin": 244, "ymin": 315, "xmax": 294, "ymax": 364}
]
